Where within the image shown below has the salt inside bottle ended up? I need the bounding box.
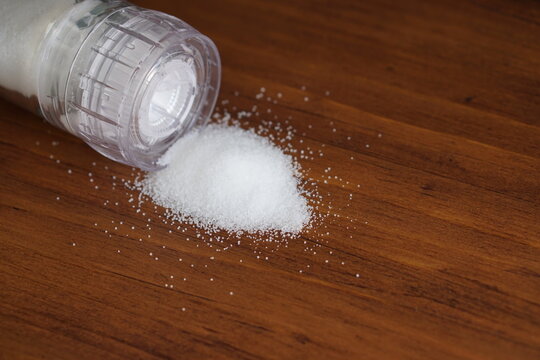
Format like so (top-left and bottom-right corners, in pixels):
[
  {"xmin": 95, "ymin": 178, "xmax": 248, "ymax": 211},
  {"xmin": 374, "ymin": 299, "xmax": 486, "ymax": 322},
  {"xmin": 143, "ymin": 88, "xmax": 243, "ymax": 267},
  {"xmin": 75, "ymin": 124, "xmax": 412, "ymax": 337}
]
[{"xmin": 0, "ymin": 0, "xmax": 220, "ymax": 170}]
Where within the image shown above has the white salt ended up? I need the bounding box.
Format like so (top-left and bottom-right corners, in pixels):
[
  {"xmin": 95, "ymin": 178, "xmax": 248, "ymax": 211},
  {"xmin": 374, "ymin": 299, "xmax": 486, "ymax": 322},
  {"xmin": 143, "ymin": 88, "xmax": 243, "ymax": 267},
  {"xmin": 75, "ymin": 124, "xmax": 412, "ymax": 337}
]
[
  {"xmin": 0, "ymin": 0, "xmax": 75, "ymax": 96},
  {"xmin": 139, "ymin": 124, "xmax": 311, "ymax": 234}
]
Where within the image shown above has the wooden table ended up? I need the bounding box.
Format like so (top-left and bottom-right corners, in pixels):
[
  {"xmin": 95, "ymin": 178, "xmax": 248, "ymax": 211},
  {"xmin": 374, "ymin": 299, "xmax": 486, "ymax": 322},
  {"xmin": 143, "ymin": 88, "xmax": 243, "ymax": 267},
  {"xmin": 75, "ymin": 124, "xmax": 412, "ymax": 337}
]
[{"xmin": 1, "ymin": 0, "xmax": 539, "ymax": 359}]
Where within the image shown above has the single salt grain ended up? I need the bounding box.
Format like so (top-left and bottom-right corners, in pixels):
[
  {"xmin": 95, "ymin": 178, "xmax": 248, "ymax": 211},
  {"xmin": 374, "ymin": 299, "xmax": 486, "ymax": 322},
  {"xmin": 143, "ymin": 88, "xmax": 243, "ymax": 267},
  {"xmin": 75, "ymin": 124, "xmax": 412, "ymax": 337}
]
[{"xmin": 138, "ymin": 124, "xmax": 311, "ymax": 234}]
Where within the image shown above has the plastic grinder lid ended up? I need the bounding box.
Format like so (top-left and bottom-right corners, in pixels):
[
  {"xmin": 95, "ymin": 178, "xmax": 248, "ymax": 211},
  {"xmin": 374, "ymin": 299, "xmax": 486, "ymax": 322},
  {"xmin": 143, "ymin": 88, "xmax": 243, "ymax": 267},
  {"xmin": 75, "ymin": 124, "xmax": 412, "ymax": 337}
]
[{"xmin": 64, "ymin": 6, "xmax": 221, "ymax": 171}]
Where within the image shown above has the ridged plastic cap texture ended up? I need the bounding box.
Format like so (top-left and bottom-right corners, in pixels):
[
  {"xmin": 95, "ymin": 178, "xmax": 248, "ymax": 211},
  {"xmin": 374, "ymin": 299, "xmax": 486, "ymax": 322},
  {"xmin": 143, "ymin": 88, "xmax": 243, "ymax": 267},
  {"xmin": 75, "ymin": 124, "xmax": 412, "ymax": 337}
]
[{"xmin": 40, "ymin": 3, "xmax": 220, "ymax": 170}]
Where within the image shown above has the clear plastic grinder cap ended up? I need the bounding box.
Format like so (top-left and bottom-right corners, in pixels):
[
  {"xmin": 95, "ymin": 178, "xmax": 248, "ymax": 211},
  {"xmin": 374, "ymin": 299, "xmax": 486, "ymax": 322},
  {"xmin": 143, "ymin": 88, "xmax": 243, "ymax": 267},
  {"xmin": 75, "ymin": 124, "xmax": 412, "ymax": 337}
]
[{"xmin": 49, "ymin": 5, "xmax": 221, "ymax": 171}]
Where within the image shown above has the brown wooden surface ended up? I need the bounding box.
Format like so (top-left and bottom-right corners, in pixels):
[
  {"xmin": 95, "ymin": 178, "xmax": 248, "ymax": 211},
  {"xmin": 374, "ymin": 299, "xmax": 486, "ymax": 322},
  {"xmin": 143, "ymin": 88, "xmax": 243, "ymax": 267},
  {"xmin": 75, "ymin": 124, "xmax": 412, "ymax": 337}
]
[{"xmin": 1, "ymin": 0, "xmax": 540, "ymax": 359}]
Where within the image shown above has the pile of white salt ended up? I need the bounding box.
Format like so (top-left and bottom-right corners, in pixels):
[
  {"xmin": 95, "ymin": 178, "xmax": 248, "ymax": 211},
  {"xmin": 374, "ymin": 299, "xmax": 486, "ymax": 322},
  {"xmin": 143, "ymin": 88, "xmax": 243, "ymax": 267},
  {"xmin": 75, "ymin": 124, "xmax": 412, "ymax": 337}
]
[{"xmin": 138, "ymin": 124, "xmax": 311, "ymax": 234}]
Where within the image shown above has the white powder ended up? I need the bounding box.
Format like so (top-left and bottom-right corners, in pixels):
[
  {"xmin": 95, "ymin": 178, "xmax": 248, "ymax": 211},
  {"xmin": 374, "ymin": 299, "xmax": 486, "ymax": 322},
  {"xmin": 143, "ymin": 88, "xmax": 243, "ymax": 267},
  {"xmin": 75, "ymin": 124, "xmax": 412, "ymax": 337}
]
[
  {"xmin": 0, "ymin": 0, "xmax": 75, "ymax": 96},
  {"xmin": 138, "ymin": 124, "xmax": 311, "ymax": 234}
]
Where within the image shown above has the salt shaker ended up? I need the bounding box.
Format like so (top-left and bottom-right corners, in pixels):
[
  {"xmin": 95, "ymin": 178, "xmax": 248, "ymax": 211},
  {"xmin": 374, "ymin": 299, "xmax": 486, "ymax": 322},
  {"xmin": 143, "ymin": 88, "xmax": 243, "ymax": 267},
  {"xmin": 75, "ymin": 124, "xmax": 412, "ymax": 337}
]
[{"xmin": 0, "ymin": 0, "xmax": 220, "ymax": 170}]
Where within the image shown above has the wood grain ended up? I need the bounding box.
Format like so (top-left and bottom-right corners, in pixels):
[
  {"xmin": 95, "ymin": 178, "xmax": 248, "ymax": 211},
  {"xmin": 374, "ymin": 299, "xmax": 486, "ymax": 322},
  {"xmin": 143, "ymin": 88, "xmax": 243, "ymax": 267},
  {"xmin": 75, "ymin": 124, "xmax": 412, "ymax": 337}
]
[{"xmin": 1, "ymin": 0, "xmax": 539, "ymax": 359}]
